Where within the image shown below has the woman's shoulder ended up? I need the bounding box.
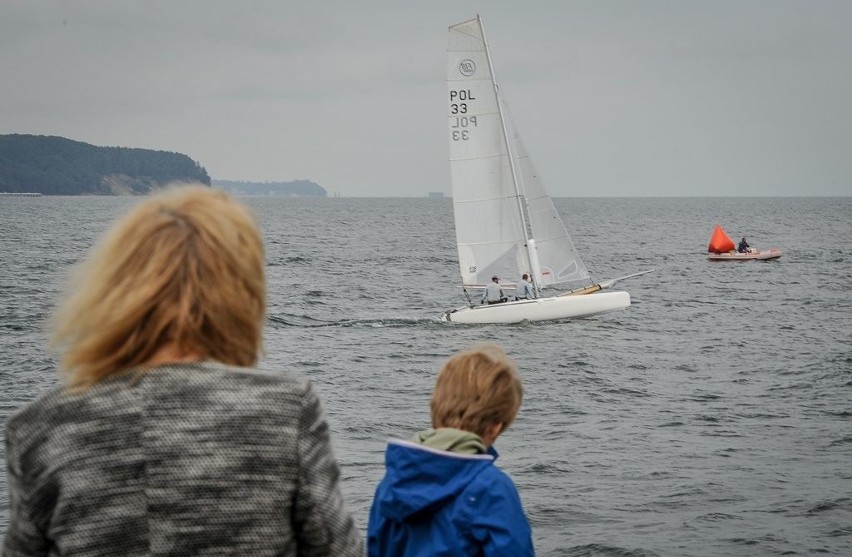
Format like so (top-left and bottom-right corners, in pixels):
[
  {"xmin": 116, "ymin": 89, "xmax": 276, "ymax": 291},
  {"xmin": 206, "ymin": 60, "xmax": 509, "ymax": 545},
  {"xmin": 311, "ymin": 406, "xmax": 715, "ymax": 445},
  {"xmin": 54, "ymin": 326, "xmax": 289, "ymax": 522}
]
[
  {"xmin": 6, "ymin": 384, "xmax": 67, "ymax": 434},
  {"xmin": 4, "ymin": 379, "xmax": 131, "ymax": 450}
]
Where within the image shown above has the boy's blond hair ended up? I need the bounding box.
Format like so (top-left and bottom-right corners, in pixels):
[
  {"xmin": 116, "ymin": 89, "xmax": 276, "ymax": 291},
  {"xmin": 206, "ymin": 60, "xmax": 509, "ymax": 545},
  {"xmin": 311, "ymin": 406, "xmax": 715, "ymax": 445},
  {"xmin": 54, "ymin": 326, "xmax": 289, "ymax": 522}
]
[
  {"xmin": 430, "ymin": 345, "xmax": 523, "ymax": 438},
  {"xmin": 52, "ymin": 185, "xmax": 266, "ymax": 389}
]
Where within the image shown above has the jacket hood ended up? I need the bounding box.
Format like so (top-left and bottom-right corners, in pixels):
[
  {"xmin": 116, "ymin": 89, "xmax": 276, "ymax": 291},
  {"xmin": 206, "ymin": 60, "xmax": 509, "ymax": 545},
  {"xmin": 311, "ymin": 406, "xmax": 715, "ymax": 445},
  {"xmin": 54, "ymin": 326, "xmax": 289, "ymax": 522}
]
[
  {"xmin": 411, "ymin": 427, "xmax": 487, "ymax": 455},
  {"xmin": 374, "ymin": 438, "xmax": 498, "ymax": 522}
]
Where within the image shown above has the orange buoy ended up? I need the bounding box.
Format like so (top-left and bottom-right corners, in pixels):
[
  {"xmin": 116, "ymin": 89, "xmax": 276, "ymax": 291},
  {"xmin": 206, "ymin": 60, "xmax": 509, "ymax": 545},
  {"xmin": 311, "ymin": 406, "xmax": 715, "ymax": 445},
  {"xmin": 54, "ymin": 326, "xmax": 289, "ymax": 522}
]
[{"xmin": 707, "ymin": 225, "xmax": 735, "ymax": 253}]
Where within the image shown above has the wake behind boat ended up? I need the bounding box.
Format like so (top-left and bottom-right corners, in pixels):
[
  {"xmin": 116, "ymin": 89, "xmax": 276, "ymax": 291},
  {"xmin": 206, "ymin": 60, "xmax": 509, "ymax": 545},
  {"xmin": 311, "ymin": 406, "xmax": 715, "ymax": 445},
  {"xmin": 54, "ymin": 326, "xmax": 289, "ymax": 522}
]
[{"xmin": 441, "ymin": 15, "xmax": 649, "ymax": 324}]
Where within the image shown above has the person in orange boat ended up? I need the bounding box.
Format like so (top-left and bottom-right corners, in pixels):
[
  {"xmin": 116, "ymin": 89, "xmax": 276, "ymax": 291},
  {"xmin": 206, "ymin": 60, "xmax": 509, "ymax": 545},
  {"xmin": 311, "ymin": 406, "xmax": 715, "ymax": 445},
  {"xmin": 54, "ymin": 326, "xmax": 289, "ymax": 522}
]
[{"xmin": 738, "ymin": 237, "xmax": 751, "ymax": 253}]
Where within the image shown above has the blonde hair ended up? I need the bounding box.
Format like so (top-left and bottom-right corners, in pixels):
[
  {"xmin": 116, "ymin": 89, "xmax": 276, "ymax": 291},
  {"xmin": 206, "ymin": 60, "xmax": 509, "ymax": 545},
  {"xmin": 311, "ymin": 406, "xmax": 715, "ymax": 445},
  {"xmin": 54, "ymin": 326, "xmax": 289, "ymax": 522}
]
[
  {"xmin": 430, "ymin": 345, "xmax": 523, "ymax": 437},
  {"xmin": 52, "ymin": 185, "xmax": 266, "ymax": 388}
]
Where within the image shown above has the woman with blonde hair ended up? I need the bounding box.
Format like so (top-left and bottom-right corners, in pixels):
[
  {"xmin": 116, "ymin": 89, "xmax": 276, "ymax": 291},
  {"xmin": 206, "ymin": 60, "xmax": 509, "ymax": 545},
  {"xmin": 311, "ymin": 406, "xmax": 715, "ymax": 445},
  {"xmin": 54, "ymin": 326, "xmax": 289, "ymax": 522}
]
[{"xmin": 3, "ymin": 185, "xmax": 364, "ymax": 556}]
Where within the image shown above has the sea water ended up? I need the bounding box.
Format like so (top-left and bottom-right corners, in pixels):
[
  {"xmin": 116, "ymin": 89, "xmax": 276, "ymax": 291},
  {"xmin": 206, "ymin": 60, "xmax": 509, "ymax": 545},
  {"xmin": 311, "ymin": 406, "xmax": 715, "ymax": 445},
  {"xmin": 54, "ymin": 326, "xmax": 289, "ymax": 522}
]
[{"xmin": 0, "ymin": 196, "xmax": 850, "ymax": 556}]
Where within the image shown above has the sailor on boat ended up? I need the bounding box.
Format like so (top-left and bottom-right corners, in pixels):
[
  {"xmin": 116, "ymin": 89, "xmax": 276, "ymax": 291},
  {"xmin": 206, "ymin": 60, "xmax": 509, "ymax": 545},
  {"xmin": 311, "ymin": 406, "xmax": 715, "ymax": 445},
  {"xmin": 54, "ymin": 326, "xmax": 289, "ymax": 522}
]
[
  {"xmin": 515, "ymin": 274, "xmax": 536, "ymax": 301},
  {"xmin": 481, "ymin": 276, "xmax": 508, "ymax": 305},
  {"xmin": 738, "ymin": 237, "xmax": 751, "ymax": 253}
]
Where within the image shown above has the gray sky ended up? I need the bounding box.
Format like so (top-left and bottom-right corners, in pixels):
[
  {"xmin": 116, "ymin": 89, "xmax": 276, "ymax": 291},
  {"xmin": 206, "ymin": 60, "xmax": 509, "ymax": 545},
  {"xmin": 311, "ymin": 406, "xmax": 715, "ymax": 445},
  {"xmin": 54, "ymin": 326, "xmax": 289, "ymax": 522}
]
[{"xmin": 2, "ymin": 0, "xmax": 849, "ymax": 197}]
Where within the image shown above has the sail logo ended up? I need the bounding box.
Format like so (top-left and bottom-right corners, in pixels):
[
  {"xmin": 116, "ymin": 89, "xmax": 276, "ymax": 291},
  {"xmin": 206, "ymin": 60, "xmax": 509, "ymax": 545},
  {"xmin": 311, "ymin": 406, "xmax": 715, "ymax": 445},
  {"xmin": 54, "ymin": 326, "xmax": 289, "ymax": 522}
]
[{"xmin": 459, "ymin": 59, "xmax": 476, "ymax": 76}]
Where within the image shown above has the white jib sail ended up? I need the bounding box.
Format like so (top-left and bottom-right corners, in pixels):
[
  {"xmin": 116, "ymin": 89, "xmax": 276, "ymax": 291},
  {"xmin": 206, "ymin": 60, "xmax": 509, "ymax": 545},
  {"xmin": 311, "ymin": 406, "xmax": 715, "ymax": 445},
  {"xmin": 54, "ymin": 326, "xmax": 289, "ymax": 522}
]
[{"xmin": 505, "ymin": 106, "xmax": 591, "ymax": 286}]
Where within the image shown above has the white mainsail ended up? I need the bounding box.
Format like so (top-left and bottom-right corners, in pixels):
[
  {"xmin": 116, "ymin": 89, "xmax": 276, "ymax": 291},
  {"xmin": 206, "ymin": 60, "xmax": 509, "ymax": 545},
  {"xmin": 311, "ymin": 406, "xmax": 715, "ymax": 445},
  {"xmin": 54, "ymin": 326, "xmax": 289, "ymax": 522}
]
[
  {"xmin": 447, "ymin": 17, "xmax": 528, "ymax": 287},
  {"xmin": 447, "ymin": 16, "xmax": 589, "ymax": 289}
]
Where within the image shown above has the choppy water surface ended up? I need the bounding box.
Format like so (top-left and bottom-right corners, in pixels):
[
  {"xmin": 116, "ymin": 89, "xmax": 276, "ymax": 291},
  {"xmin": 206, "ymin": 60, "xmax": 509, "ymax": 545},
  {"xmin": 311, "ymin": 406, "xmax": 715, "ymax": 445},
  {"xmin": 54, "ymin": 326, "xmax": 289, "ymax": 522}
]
[{"xmin": 1, "ymin": 196, "xmax": 850, "ymax": 555}]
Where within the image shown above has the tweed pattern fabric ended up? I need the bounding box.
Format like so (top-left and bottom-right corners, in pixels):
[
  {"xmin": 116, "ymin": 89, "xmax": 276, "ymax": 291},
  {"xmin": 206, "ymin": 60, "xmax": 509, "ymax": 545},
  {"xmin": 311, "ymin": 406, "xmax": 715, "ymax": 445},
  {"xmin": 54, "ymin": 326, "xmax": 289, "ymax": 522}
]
[{"xmin": 3, "ymin": 362, "xmax": 364, "ymax": 556}]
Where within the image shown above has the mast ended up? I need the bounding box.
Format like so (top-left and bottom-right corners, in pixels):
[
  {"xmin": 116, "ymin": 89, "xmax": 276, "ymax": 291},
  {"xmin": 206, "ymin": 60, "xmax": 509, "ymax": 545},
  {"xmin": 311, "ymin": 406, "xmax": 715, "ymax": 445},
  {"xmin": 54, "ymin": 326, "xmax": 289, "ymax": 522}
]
[{"xmin": 478, "ymin": 14, "xmax": 540, "ymax": 285}]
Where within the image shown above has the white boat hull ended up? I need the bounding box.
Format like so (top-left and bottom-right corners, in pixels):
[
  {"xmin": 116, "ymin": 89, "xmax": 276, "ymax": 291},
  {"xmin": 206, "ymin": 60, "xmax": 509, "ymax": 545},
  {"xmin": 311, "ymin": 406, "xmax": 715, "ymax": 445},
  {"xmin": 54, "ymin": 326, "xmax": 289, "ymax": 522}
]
[
  {"xmin": 441, "ymin": 291, "xmax": 630, "ymax": 324},
  {"xmin": 707, "ymin": 248, "xmax": 782, "ymax": 261}
]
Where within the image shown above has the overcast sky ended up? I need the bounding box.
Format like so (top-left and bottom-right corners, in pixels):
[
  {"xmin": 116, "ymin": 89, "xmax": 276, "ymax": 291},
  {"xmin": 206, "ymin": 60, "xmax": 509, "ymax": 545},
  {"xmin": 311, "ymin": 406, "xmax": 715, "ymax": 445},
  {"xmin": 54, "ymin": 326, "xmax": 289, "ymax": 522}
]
[{"xmin": 2, "ymin": 1, "xmax": 849, "ymax": 197}]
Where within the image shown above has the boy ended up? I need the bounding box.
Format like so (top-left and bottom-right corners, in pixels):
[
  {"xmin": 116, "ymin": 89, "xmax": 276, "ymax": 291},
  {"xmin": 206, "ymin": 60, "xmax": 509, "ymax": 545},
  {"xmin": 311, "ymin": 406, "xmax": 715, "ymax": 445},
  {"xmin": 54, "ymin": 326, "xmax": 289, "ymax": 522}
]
[{"xmin": 368, "ymin": 345, "xmax": 534, "ymax": 556}]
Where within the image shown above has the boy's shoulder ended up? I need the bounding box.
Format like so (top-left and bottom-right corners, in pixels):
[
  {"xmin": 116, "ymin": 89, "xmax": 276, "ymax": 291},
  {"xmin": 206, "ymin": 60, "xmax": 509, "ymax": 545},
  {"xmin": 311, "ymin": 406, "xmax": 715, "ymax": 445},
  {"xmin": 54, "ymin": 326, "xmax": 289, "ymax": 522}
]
[{"xmin": 458, "ymin": 456, "xmax": 522, "ymax": 505}]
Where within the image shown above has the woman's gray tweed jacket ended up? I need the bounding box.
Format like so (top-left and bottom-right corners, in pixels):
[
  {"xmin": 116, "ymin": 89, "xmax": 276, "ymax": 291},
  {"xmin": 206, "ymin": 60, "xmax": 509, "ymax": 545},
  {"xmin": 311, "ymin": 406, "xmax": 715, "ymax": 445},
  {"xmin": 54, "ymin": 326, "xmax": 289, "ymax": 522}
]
[{"xmin": 3, "ymin": 362, "xmax": 365, "ymax": 556}]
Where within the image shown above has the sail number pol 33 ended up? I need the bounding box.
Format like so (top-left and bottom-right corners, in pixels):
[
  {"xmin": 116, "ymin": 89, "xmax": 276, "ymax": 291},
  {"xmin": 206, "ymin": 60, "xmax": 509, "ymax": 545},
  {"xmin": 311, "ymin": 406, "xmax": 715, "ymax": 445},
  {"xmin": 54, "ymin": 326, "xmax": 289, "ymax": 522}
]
[{"xmin": 450, "ymin": 89, "xmax": 477, "ymax": 141}]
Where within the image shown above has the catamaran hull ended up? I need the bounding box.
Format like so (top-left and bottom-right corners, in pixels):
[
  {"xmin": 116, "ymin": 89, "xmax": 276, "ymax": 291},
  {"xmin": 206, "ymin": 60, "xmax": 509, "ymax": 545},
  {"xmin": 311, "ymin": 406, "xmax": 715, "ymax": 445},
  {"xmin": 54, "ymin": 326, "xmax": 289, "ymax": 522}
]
[
  {"xmin": 441, "ymin": 291, "xmax": 630, "ymax": 324},
  {"xmin": 707, "ymin": 249, "xmax": 782, "ymax": 261}
]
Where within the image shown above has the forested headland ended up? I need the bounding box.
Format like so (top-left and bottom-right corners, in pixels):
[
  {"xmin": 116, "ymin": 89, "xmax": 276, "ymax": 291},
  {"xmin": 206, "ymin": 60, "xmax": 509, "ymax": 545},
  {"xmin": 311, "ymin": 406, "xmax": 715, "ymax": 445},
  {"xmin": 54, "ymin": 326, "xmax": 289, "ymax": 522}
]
[{"xmin": 0, "ymin": 134, "xmax": 210, "ymax": 195}]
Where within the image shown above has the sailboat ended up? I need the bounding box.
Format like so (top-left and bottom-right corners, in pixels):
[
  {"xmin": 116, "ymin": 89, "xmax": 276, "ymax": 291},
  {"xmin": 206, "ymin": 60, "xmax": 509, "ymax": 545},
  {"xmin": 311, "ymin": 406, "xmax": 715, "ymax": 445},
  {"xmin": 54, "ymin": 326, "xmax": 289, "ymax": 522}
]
[{"xmin": 441, "ymin": 15, "xmax": 649, "ymax": 324}]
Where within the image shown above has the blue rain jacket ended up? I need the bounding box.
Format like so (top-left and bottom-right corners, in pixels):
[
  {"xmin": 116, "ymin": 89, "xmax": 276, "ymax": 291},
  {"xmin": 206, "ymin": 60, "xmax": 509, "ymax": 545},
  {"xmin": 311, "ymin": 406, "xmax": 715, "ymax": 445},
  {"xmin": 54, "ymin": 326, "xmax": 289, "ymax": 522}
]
[{"xmin": 368, "ymin": 438, "xmax": 534, "ymax": 557}]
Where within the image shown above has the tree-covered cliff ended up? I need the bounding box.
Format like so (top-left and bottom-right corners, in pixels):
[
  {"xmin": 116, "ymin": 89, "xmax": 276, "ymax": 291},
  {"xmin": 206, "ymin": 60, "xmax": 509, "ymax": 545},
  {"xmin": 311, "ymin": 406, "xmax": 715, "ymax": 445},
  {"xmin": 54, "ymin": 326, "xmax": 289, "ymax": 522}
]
[{"xmin": 0, "ymin": 134, "xmax": 210, "ymax": 195}]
